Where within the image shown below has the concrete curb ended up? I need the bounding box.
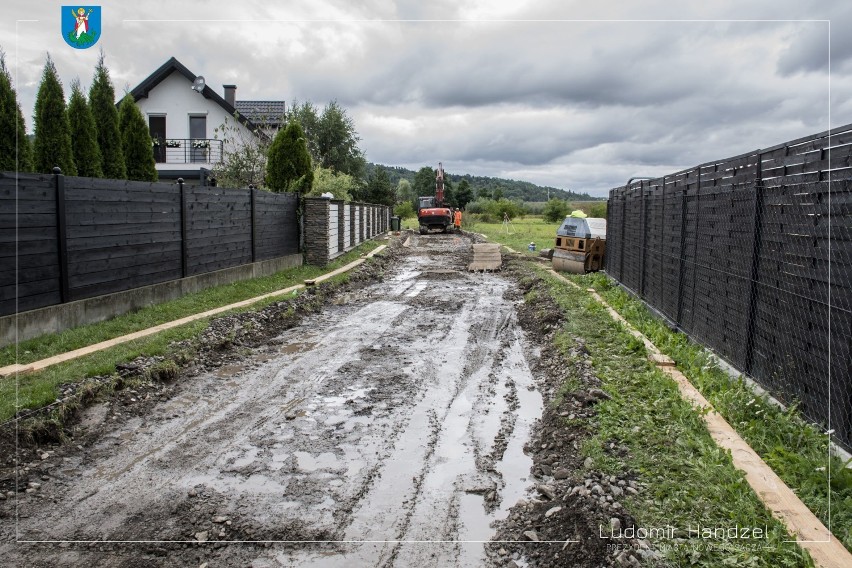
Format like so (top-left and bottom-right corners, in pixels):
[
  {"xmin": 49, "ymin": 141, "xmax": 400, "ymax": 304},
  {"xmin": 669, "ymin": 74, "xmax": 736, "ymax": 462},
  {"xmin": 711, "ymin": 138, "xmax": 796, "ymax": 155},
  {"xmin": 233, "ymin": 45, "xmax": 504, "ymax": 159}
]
[{"xmin": 1, "ymin": 246, "xmax": 389, "ymax": 379}]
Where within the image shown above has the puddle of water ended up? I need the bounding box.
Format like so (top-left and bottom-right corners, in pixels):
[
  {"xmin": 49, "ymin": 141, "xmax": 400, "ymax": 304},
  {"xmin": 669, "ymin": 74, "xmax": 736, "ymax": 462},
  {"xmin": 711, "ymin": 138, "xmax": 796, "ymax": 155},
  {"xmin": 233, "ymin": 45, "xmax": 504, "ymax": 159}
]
[
  {"xmin": 320, "ymin": 386, "xmax": 369, "ymax": 409},
  {"xmin": 230, "ymin": 446, "xmax": 259, "ymax": 469},
  {"xmin": 491, "ymin": 333, "xmax": 543, "ymax": 522},
  {"xmin": 214, "ymin": 363, "xmax": 247, "ymax": 378},
  {"xmin": 458, "ymin": 492, "xmax": 492, "ymax": 541},
  {"xmin": 294, "ymin": 451, "xmax": 342, "ymax": 473},
  {"xmin": 405, "ymin": 281, "xmax": 429, "ymax": 297},
  {"xmin": 279, "ymin": 341, "xmax": 318, "ymax": 355}
]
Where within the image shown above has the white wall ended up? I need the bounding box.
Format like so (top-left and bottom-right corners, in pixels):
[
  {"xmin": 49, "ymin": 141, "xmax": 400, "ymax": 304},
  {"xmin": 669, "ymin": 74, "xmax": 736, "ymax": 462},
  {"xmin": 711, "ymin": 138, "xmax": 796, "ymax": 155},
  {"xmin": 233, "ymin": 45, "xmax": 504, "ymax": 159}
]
[{"xmin": 135, "ymin": 70, "xmax": 254, "ymax": 170}]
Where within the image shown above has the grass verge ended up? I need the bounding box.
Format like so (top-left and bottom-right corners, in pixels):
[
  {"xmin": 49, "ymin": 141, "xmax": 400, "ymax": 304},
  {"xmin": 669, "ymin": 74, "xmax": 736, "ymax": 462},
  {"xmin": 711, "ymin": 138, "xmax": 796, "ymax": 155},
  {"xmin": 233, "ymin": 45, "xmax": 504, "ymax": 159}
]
[
  {"xmin": 575, "ymin": 271, "xmax": 852, "ymax": 552},
  {"xmin": 400, "ymin": 215, "xmax": 561, "ymax": 254},
  {"xmin": 472, "ymin": 217, "xmax": 851, "ymax": 552},
  {"xmin": 0, "ymin": 241, "xmax": 383, "ymax": 423},
  {"xmin": 465, "ymin": 216, "xmax": 559, "ymax": 255},
  {"xmin": 525, "ymin": 263, "xmax": 813, "ymax": 566},
  {"xmin": 2, "ymin": 241, "xmax": 381, "ymax": 368}
]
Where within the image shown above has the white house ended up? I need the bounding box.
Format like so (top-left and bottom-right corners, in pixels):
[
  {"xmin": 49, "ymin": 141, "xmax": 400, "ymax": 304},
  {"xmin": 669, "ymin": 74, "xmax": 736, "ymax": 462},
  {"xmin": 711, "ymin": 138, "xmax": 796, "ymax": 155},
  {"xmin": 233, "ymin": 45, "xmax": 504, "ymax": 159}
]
[{"xmin": 129, "ymin": 57, "xmax": 285, "ymax": 184}]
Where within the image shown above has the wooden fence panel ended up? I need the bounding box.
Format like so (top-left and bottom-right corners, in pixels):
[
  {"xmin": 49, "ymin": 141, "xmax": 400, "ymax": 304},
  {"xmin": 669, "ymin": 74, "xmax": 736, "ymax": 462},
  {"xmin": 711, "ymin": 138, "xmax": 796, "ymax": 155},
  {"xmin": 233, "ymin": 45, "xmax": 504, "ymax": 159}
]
[
  {"xmin": 0, "ymin": 173, "xmax": 61, "ymax": 315},
  {"xmin": 184, "ymin": 186, "xmax": 252, "ymax": 276},
  {"xmin": 64, "ymin": 177, "xmax": 182, "ymax": 300},
  {"xmin": 254, "ymin": 191, "xmax": 299, "ymax": 261}
]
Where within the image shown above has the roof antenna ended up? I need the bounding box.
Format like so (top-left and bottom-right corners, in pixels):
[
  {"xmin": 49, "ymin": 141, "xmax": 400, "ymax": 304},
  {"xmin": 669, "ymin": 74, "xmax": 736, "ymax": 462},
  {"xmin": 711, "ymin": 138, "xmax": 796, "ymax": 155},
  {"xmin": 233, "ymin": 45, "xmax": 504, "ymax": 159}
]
[{"xmin": 191, "ymin": 76, "xmax": 206, "ymax": 93}]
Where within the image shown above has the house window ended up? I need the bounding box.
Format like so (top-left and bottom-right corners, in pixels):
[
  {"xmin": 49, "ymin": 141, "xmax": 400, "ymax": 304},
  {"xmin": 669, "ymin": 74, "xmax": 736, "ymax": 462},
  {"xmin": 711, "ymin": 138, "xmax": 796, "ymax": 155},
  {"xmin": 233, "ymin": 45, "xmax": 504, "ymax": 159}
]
[
  {"xmin": 189, "ymin": 115, "xmax": 207, "ymax": 163},
  {"xmin": 149, "ymin": 115, "xmax": 166, "ymax": 163}
]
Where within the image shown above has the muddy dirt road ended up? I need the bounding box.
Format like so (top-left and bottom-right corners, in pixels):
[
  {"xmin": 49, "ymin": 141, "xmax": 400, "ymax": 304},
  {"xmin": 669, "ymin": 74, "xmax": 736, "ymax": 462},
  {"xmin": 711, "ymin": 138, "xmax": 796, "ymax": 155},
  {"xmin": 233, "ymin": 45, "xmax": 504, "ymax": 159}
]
[{"xmin": 5, "ymin": 234, "xmax": 555, "ymax": 567}]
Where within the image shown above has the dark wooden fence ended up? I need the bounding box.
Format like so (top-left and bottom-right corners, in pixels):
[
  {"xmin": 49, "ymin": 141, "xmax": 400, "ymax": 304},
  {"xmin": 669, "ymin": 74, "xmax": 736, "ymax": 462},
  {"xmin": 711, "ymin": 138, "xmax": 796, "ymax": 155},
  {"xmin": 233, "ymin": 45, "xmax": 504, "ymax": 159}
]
[
  {"xmin": 606, "ymin": 123, "xmax": 852, "ymax": 451},
  {"xmin": 0, "ymin": 171, "xmax": 299, "ymax": 317}
]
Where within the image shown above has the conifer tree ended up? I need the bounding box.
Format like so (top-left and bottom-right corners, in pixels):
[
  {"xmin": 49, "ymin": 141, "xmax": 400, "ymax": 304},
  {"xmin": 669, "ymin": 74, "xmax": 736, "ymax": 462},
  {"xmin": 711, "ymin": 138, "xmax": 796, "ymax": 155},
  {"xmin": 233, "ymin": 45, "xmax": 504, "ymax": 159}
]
[
  {"xmin": 67, "ymin": 78, "xmax": 103, "ymax": 177},
  {"xmin": 118, "ymin": 94, "xmax": 157, "ymax": 181},
  {"xmin": 266, "ymin": 120, "xmax": 312, "ymax": 193},
  {"xmin": 33, "ymin": 54, "xmax": 76, "ymax": 175},
  {"xmin": 89, "ymin": 50, "xmax": 125, "ymax": 178},
  {"xmin": 0, "ymin": 50, "xmax": 32, "ymax": 171}
]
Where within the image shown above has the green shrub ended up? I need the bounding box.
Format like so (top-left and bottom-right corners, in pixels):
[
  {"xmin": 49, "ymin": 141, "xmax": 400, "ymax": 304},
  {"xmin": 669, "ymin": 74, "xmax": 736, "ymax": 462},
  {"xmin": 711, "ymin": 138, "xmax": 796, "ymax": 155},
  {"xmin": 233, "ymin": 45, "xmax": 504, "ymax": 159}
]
[
  {"xmin": 267, "ymin": 120, "xmax": 313, "ymax": 193},
  {"xmin": 485, "ymin": 198, "xmax": 524, "ymax": 220},
  {"xmin": 542, "ymin": 198, "xmax": 569, "ymax": 222},
  {"xmin": 589, "ymin": 201, "xmax": 608, "ymax": 218},
  {"xmin": 394, "ymin": 201, "xmax": 415, "ymax": 219}
]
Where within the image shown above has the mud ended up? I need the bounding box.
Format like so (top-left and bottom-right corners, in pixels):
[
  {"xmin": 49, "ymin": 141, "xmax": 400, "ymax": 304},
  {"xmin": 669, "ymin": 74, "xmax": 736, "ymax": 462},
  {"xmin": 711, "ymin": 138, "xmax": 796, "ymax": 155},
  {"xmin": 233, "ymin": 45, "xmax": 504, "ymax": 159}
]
[{"xmin": 0, "ymin": 234, "xmax": 651, "ymax": 567}]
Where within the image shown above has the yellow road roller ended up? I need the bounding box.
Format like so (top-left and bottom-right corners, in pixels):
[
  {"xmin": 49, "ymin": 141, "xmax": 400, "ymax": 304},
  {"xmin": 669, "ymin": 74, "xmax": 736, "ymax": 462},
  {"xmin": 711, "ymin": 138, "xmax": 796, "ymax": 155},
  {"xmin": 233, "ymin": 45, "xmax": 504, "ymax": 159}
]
[{"xmin": 552, "ymin": 214, "xmax": 607, "ymax": 274}]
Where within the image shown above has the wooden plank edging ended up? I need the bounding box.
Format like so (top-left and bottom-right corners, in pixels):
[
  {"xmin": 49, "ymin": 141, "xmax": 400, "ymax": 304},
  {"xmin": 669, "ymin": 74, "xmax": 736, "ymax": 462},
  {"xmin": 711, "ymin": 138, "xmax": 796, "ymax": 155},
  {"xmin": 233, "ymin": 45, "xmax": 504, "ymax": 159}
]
[
  {"xmin": 0, "ymin": 247, "xmax": 389, "ymax": 378},
  {"xmin": 546, "ymin": 270, "xmax": 850, "ymax": 568}
]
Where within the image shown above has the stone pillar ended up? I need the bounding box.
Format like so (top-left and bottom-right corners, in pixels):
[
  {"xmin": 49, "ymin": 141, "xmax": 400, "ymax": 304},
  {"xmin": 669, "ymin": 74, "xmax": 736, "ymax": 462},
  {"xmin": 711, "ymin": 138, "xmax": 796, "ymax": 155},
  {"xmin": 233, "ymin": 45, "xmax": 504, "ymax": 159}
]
[{"xmin": 304, "ymin": 197, "xmax": 330, "ymax": 266}]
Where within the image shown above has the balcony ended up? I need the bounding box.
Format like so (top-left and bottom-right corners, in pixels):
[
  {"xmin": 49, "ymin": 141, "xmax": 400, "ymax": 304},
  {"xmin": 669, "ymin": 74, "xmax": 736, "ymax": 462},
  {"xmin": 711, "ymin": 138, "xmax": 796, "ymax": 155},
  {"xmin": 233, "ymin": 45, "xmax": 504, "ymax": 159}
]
[{"xmin": 152, "ymin": 139, "xmax": 223, "ymax": 165}]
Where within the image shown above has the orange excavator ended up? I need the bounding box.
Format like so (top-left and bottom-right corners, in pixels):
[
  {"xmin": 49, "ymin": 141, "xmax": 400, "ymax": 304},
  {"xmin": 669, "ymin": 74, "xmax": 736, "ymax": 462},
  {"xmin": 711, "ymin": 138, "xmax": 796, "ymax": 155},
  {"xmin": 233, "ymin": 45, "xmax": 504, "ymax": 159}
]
[{"xmin": 417, "ymin": 162, "xmax": 454, "ymax": 234}]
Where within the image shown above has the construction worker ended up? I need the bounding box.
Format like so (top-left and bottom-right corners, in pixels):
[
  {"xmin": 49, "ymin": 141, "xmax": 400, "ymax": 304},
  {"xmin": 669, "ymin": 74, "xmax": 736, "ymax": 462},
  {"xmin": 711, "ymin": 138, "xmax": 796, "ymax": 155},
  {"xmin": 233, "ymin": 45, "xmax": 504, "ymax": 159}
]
[{"xmin": 454, "ymin": 208, "xmax": 462, "ymax": 230}]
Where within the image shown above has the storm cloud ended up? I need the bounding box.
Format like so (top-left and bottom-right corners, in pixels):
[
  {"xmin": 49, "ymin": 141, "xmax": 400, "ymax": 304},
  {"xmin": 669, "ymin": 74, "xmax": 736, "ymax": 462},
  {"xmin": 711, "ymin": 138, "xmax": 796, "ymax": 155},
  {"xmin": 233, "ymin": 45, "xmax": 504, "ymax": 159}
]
[{"xmin": 5, "ymin": 0, "xmax": 848, "ymax": 196}]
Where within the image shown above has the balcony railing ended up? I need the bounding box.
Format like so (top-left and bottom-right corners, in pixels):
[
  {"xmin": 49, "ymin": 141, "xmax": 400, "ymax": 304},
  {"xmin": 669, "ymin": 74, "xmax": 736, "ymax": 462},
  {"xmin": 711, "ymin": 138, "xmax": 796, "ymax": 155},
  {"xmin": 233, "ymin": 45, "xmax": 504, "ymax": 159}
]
[{"xmin": 151, "ymin": 139, "xmax": 224, "ymax": 165}]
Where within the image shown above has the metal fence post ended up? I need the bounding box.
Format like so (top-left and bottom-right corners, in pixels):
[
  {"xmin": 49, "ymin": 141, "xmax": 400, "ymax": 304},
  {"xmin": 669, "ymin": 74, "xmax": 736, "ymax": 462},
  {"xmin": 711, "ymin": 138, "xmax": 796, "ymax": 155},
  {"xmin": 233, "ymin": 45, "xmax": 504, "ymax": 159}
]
[
  {"xmin": 659, "ymin": 176, "xmax": 666, "ymax": 305},
  {"xmin": 53, "ymin": 167, "xmax": 70, "ymax": 303},
  {"xmin": 619, "ymin": 190, "xmax": 627, "ymax": 280},
  {"xmin": 249, "ymin": 185, "xmax": 257, "ymax": 263},
  {"xmin": 744, "ymin": 152, "xmax": 764, "ymax": 375},
  {"xmin": 676, "ymin": 182, "xmax": 688, "ymax": 325},
  {"xmin": 178, "ymin": 178, "xmax": 188, "ymax": 278},
  {"xmin": 639, "ymin": 180, "xmax": 647, "ymax": 297},
  {"xmin": 687, "ymin": 167, "xmax": 702, "ymax": 327}
]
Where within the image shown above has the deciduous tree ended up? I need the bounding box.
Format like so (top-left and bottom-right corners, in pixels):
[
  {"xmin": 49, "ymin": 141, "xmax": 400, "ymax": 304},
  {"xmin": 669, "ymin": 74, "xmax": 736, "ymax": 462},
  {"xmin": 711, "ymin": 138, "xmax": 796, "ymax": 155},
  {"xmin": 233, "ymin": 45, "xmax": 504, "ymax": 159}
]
[
  {"xmin": 396, "ymin": 179, "xmax": 414, "ymax": 206},
  {"xmin": 455, "ymin": 179, "xmax": 473, "ymax": 210},
  {"xmin": 307, "ymin": 166, "xmax": 355, "ymax": 201},
  {"xmin": 212, "ymin": 113, "xmax": 271, "ymax": 188},
  {"xmin": 412, "ymin": 166, "xmax": 435, "ymax": 201},
  {"xmin": 284, "ymin": 99, "xmax": 366, "ymax": 181},
  {"xmin": 288, "ymin": 100, "xmax": 320, "ymax": 162},
  {"xmin": 362, "ymin": 166, "xmax": 394, "ymax": 205},
  {"xmin": 316, "ymin": 100, "xmax": 365, "ymax": 179}
]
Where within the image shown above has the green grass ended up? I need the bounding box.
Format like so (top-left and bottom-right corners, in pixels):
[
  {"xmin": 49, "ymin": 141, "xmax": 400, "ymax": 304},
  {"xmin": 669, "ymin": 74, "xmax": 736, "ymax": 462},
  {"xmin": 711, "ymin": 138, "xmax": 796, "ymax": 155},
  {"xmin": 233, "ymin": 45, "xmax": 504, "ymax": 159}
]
[
  {"xmin": 572, "ymin": 271, "xmax": 852, "ymax": 552},
  {"xmin": 525, "ymin": 264, "xmax": 813, "ymax": 567},
  {"xmin": 465, "ymin": 216, "xmax": 560, "ymax": 255},
  {"xmin": 474, "ymin": 220, "xmax": 851, "ymax": 552},
  {"xmin": 1, "ymin": 241, "xmax": 383, "ymax": 423},
  {"xmin": 400, "ymin": 214, "xmax": 560, "ymax": 255},
  {"xmin": 2, "ymin": 241, "xmax": 381, "ymax": 368}
]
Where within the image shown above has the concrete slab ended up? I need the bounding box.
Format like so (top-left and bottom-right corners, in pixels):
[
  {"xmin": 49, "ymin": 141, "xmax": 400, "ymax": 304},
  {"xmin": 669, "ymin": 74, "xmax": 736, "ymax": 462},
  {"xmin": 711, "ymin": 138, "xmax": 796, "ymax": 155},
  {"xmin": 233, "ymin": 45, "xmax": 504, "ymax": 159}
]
[{"xmin": 468, "ymin": 244, "xmax": 502, "ymax": 271}]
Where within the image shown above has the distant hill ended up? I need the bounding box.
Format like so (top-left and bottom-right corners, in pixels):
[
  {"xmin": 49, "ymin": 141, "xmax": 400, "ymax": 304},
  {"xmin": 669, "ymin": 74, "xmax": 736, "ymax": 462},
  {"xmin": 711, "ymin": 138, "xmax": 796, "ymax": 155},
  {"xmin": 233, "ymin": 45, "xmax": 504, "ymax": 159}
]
[{"xmin": 365, "ymin": 163, "xmax": 601, "ymax": 202}]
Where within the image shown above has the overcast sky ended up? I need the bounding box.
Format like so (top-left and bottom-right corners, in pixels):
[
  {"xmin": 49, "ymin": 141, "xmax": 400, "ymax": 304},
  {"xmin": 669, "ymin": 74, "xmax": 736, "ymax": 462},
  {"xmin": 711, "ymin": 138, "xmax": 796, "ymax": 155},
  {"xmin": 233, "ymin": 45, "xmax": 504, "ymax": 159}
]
[{"xmin": 5, "ymin": 1, "xmax": 850, "ymax": 196}]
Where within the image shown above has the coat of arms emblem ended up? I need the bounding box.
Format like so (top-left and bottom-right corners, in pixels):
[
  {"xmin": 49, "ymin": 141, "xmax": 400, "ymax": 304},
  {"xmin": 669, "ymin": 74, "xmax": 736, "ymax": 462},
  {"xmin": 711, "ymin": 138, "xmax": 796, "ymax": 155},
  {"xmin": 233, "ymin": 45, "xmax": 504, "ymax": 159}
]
[{"xmin": 62, "ymin": 6, "xmax": 101, "ymax": 49}]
